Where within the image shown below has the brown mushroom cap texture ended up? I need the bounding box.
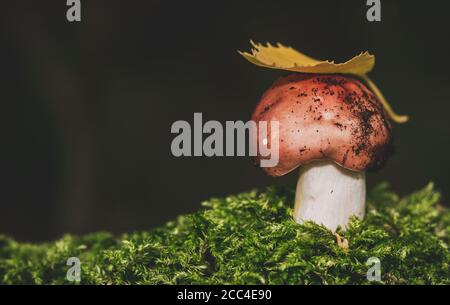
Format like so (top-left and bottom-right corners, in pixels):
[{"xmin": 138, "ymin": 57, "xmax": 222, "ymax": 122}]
[{"xmin": 252, "ymin": 74, "xmax": 393, "ymax": 177}]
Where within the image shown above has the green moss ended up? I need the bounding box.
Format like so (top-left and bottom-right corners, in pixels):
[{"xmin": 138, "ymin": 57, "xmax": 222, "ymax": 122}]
[{"xmin": 1, "ymin": 183, "xmax": 449, "ymax": 285}]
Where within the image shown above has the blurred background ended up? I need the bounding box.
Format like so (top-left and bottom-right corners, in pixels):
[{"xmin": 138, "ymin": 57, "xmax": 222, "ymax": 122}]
[{"xmin": 2, "ymin": 0, "xmax": 449, "ymax": 241}]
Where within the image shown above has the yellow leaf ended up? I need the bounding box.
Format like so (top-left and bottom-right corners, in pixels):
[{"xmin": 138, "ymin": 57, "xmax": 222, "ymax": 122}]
[
  {"xmin": 335, "ymin": 233, "xmax": 349, "ymax": 251},
  {"xmin": 239, "ymin": 41, "xmax": 408, "ymax": 123},
  {"xmin": 238, "ymin": 41, "xmax": 375, "ymax": 75}
]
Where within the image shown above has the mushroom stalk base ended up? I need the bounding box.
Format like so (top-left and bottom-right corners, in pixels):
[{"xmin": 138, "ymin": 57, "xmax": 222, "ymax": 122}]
[{"xmin": 293, "ymin": 160, "xmax": 366, "ymax": 231}]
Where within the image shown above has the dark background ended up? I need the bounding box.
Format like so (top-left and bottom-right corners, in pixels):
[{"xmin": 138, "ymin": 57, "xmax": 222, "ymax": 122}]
[{"xmin": 2, "ymin": 0, "xmax": 449, "ymax": 241}]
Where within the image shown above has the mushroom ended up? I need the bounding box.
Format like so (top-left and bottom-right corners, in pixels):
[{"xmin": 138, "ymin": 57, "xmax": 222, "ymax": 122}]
[{"xmin": 252, "ymin": 74, "xmax": 393, "ymax": 231}]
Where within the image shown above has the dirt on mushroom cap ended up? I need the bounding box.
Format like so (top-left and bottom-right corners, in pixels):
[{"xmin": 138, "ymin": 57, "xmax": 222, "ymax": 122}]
[{"xmin": 252, "ymin": 73, "xmax": 393, "ymax": 177}]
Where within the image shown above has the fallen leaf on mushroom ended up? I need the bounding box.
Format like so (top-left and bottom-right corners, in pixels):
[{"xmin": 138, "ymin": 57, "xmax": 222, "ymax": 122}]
[{"xmin": 239, "ymin": 41, "xmax": 408, "ymax": 123}]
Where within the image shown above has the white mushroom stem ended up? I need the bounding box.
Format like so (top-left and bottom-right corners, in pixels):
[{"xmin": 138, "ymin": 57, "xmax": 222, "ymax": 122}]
[{"xmin": 293, "ymin": 160, "xmax": 366, "ymax": 231}]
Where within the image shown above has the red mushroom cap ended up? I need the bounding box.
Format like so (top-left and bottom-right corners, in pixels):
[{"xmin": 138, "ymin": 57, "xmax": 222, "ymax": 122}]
[{"xmin": 252, "ymin": 74, "xmax": 393, "ymax": 177}]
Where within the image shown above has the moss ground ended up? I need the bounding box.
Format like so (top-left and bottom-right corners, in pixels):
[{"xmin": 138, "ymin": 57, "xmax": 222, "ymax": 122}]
[{"xmin": 1, "ymin": 183, "xmax": 449, "ymax": 284}]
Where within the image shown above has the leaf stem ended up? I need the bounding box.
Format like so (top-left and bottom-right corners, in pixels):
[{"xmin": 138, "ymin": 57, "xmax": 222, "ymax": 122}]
[{"xmin": 360, "ymin": 75, "xmax": 409, "ymax": 123}]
